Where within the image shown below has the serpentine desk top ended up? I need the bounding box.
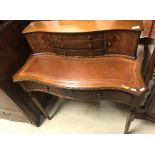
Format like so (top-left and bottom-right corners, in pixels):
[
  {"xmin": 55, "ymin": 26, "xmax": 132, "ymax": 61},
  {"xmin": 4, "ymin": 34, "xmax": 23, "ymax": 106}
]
[
  {"xmin": 22, "ymin": 20, "xmax": 143, "ymax": 34},
  {"xmin": 13, "ymin": 53, "xmax": 147, "ymax": 96}
]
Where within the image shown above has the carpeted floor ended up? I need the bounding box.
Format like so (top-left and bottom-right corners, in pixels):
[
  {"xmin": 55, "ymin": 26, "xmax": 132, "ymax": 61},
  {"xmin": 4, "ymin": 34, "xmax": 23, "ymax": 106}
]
[{"xmin": 0, "ymin": 98, "xmax": 155, "ymax": 134}]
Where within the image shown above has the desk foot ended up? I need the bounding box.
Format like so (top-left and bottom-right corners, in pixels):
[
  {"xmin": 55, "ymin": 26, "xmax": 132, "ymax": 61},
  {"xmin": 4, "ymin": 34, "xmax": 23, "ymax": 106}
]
[{"xmin": 124, "ymin": 110, "xmax": 135, "ymax": 134}]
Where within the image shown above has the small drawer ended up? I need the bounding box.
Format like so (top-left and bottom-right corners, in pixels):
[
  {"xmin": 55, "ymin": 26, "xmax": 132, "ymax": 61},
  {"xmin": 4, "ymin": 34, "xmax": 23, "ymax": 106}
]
[
  {"xmin": 21, "ymin": 81, "xmax": 70, "ymax": 99},
  {"xmin": 91, "ymin": 32, "xmax": 105, "ymax": 40},
  {"xmin": 92, "ymin": 39, "xmax": 105, "ymax": 49},
  {"xmin": 69, "ymin": 90, "xmax": 100, "ymax": 101},
  {"xmin": 48, "ymin": 86, "xmax": 70, "ymax": 98},
  {"xmin": 49, "ymin": 33, "xmax": 90, "ymax": 41},
  {"xmin": 60, "ymin": 33, "xmax": 90, "ymax": 41},
  {"xmin": 54, "ymin": 49, "xmax": 104, "ymax": 56},
  {"xmin": 52, "ymin": 40, "xmax": 91, "ymax": 49}
]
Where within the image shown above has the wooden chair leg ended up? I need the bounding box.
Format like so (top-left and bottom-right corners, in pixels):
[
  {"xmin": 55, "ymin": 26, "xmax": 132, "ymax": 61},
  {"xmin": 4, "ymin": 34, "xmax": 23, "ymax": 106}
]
[{"xmin": 124, "ymin": 109, "xmax": 135, "ymax": 134}]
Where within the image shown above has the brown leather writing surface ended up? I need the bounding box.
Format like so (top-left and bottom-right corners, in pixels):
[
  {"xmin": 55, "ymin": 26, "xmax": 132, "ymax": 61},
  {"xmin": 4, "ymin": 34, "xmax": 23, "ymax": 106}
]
[{"xmin": 13, "ymin": 53, "xmax": 147, "ymax": 95}]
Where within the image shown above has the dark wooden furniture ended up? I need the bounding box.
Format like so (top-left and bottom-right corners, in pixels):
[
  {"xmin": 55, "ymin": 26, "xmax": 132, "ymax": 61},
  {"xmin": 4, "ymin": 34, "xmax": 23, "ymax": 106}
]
[
  {"xmin": 24, "ymin": 20, "xmax": 142, "ymax": 58},
  {"xmin": 137, "ymin": 20, "xmax": 155, "ymax": 121},
  {"xmin": 144, "ymin": 79, "xmax": 155, "ymax": 121},
  {"xmin": 0, "ymin": 21, "xmax": 49, "ymax": 126},
  {"xmin": 13, "ymin": 20, "xmax": 147, "ymax": 133}
]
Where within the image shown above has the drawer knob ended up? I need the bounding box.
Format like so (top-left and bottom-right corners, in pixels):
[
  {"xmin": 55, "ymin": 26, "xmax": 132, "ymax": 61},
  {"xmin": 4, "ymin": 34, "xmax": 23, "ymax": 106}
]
[
  {"xmin": 97, "ymin": 93, "xmax": 102, "ymax": 96},
  {"xmin": 108, "ymin": 41, "xmax": 111, "ymax": 46},
  {"xmin": 88, "ymin": 34, "xmax": 91, "ymax": 39}
]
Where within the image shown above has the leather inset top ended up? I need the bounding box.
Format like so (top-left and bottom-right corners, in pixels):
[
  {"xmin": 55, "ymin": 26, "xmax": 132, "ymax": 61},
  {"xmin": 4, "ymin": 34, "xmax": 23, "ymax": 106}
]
[{"xmin": 13, "ymin": 53, "xmax": 147, "ymax": 96}]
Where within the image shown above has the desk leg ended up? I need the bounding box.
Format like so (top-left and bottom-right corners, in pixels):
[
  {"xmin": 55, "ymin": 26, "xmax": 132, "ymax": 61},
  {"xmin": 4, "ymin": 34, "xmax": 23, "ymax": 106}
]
[
  {"xmin": 124, "ymin": 94, "xmax": 145, "ymax": 134},
  {"xmin": 124, "ymin": 109, "xmax": 135, "ymax": 134},
  {"xmin": 28, "ymin": 92, "xmax": 51, "ymax": 120},
  {"xmin": 28, "ymin": 92, "xmax": 62, "ymax": 120}
]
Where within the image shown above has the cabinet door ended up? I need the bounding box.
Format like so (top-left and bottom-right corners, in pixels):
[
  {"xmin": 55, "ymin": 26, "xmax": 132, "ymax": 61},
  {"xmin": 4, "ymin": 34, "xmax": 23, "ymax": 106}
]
[
  {"xmin": 106, "ymin": 31, "xmax": 140, "ymax": 57},
  {"xmin": 26, "ymin": 33, "xmax": 52, "ymax": 53}
]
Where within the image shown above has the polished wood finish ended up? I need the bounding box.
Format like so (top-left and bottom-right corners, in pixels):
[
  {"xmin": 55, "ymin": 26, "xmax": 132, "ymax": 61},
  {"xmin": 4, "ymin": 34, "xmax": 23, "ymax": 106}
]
[
  {"xmin": 24, "ymin": 21, "xmax": 142, "ymax": 58},
  {"xmin": 13, "ymin": 20, "xmax": 147, "ymax": 133},
  {"xmin": 23, "ymin": 20, "xmax": 143, "ymax": 33},
  {"xmin": 25, "ymin": 31, "xmax": 140, "ymax": 57}
]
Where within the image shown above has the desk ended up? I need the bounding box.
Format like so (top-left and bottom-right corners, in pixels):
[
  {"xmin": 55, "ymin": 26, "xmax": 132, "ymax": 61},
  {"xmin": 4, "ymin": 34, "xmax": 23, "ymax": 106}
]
[{"xmin": 13, "ymin": 20, "xmax": 147, "ymax": 133}]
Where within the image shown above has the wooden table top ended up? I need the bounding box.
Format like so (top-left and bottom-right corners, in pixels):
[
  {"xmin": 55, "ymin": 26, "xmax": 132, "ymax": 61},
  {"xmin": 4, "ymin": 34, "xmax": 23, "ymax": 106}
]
[{"xmin": 23, "ymin": 20, "xmax": 143, "ymax": 34}]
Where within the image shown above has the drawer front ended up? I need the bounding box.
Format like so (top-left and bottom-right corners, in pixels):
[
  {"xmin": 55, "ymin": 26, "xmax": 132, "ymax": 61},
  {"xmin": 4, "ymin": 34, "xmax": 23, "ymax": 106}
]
[
  {"xmin": 21, "ymin": 81, "xmax": 99, "ymax": 100},
  {"xmin": 25, "ymin": 32, "xmax": 106, "ymax": 56},
  {"xmin": 52, "ymin": 40, "xmax": 91, "ymax": 49},
  {"xmin": 50, "ymin": 32, "xmax": 105, "ymax": 49},
  {"xmin": 49, "ymin": 32, "xmax": 105, "ymax": 41},
  {"xmin": 69, "ymin": 89, "xmax": 131, "ymax": 103},
  {"xmin": 21, "ymin": 81, "xmax": 71, "ymax": 99},
  {"xmin": 0, "ymin": 109, "xmax": 30, "ymax": 123},
  {"xmin": 21, "ymin": 81, "xmax": 99, "ymax": 101},
  {"xmin": 54, "ymin": 49, "xmax": 104, "ymax": 56},
  {"xmin": 21, "ymin": 81, "xmax": 132, "ymax": 103},
  {"xmin": 69, "ymin": 89, "xmax": 99, "ymax": 101},
  {"xmin": 50, "ymin": 33, "xmax": 90, "ymax": 41},
  {"xmin": 25, "ymin": 31, "xmax": 140, "ymax": 57},
  {"xmin": 106, "ymin": 31, "xmax": 140, "ymax": 57}
]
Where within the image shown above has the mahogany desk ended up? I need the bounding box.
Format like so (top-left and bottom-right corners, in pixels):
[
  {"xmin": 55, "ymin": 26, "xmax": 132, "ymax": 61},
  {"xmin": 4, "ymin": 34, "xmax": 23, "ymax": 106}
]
[{"xmin": 13, "ymin": 20, "xmax": 147, "ymax": 133}]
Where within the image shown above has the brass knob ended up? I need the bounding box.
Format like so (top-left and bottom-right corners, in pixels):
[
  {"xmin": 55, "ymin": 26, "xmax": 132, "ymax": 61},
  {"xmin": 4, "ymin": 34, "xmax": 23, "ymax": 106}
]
[
  {"xmin": 89, "ymin": 43, "xmax": 92, "ymax": 48},
  {"xmin": 88, "ymin": 34, "xmax": 91, "ymax": 39},
  {"xmin": 97, "ymin": 93, "xmax": 102, "ymax": 97},
  {"xmin": 108, "ymin": 41, "xmax": 111, "ymax": 46}
]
